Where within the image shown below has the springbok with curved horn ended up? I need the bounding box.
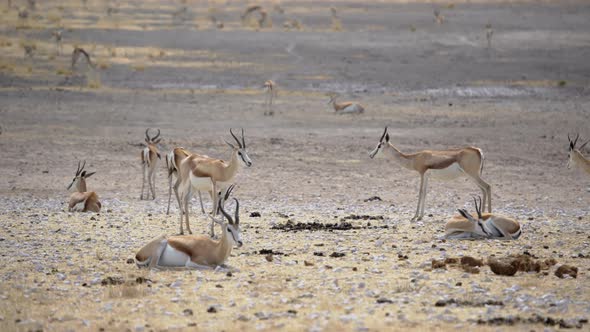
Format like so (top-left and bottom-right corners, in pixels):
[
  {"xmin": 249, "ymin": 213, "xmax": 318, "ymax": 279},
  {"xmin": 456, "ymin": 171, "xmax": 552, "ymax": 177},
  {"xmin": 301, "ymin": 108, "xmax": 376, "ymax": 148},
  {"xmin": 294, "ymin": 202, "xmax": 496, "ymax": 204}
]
[
  {"xmin": 263, "ymin": 80, "xmax": 277, "ymax": 116},
  {"xmin": 67, "ymin": 161, "xmax": 101, "ymax": 213},
  {"xmin": 567, "ymin": 133, "xmax": 590, "ymax": 175},
  {"xmin": 445, "ymin": 197, "xmax": 521, "ymax": 240},
  {"xmin": 135, "ymin": 197, "xmax": 243, "ymax": 269},
  {"xmin": 175, "ymin": 129, "xmax": 252, "ymax": 235},
  {"xmin": 140, "ymin": 128, "xmax": 162, "ymax": 200},
  {"xmin": 71, "ymin": 47, "xmax": 94, "ymax": 69},
  {"xmin": 328, "ymin": 94, "xmax": 364, "ymax": 114},
  {"xmin": 369, "ymin": 127, "xmax": 491, "ymax": 221}
]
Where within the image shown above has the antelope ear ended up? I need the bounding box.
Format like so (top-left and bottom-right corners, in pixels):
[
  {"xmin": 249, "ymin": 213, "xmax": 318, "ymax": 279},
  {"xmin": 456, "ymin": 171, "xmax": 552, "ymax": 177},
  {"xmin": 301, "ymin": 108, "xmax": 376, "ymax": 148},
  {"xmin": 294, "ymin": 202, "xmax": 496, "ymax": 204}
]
[
  {"xmin": 153, "ymin": 138, "xmax": 161, "ymax": 144},
  {"xmin": 81, "ymin": 171, "xmax": 87, "ymax": 177},
  {"xmin": 224, "ymin": 140, "xmax": 236, "ymax": 150},
  {"xmin": 84, "ymin": 171, "xmax": 96, "ymax": 178},
  {"xmin": 385, "ymin": 133, "xmax": 390, "ymax": 142}
]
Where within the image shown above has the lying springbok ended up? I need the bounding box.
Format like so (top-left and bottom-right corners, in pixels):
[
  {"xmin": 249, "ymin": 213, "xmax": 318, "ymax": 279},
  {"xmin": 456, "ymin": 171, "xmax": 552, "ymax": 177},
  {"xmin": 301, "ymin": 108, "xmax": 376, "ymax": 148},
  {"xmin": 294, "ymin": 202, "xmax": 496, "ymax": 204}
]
[
  {"xmin": 135, "ymin": 197, "xmax": 243, "ymax": 269},
  {"xmin": 175, "ymin": 129, "xmax": 252, "ymax": 235},
  {"xmin": 263, "ymin": 80, "xmax": 277, "ymax": 116},
  {"xmin": 445, "ymin": 197, "xmax": 521, "ymax": 240},
  {"xmin": 140, "ymin": 128, "xmax": 162, "ymax": 200},
  {"xmin": 328, "ymin": 94, "xmax": 365, "ymax": 114},
  {"xmin": 567, "ymin": 133, "xmax": 590, "ymax": 175},
  {"xmin": 67, "ymin": 161, "xmax": 101, "ymax": 213},
  {"xmin": 369, "ymin": 127, "xmax": 491, "ymax": 221}
]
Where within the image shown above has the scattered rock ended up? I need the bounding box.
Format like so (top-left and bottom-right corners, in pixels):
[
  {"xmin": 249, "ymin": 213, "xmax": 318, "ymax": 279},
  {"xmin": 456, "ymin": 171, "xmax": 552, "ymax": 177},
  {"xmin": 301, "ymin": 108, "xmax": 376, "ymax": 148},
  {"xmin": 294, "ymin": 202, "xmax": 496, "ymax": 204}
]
[
  {"xmin": 313, "ymin": 252, "xmax": 324, "ymax": 257},
  {"xmin": 126, "ymin": 258, "xmax": 134, "ymax": 264},
  {"xmin": 364, "ymin": 196, "xmax": 382, "ymax": 202},
  {"xmin": 101, "ymin": 276, "xmax": 124, "ymax": 286},
  {"xmin": 304, "ymin": 260, "xmax": 314, "ymax": 266},
  {"xmin": 207, "ymin": 306, "xmax": 217, "ymax": 313},
  {"xmin": 488, "ymin": 257, "xmax": 518, "ymax": 276},
  {"xmin": 461, "ymin": 256, "xmax": 484, "ymax": 267},
  {"xmin": 265, "ymin": 254, "xmax": 273, "ymax": 262},
  {"xmin": 431, "ymin": 260, "xmax": 446, "ymax": 269},
  {"xmin": 259, "ymin": 249, "xmax": 284, "ymax": 256},
  {"xmin": 182, "ymin": 309, "xmax": 193, "ymax": 316},
  {"xmin": 330, "ymin": 252, "xmax": 345, "ymax": 258},
  {"xmin": 376, "ymin": 298, "xmax": 393, "ymax": 304},
  {"xmin": 249, "ymin": 212, "xmax": 261, "ymax": 217},
  {"xmin": 555, "ymin": 265, "xmax": 578, "ymax": 279}
]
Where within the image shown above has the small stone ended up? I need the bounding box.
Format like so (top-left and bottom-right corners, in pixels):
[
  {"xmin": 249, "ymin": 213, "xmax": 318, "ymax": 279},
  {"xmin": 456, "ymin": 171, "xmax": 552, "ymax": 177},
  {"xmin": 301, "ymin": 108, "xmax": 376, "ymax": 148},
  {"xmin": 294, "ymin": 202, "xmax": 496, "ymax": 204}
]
[
  {"xmin": 330, "ymin": 252, "xmax": 345, "ymax": 258},
  {"xmin": 265, "ymin": 254, "xmax": 273, "ymax": 262},
  {"xmin": 376, "ymin": 298, "xmax": 393, "ymax": 304},
  {"xmin": 250, "ymin": 212, "xmax": 261, "ymax": 217},
  {"xmin": 304, "ymin": 260, "xmax": 314, "ymax": 266},
  {"xmin": 183, "ymin": 309, "xmax": 193, "ymax": 316},
  {"xmin": 126, "ymin": 258, "xmax": 134, "ymax": 264},
  {"xmin": 461, "ymin": 256, "xmax": 483, "ymax": 267},
  {"xmin": 207, "ymin": 306, "xmax": 217, "ymax": 313},
  {"xmin": 555, "ymin": 265, "xmax": 578, "ymax": 279},
  {"xmin": 432, "ymin": 259, "xmax": 446, "ymax": 269}
]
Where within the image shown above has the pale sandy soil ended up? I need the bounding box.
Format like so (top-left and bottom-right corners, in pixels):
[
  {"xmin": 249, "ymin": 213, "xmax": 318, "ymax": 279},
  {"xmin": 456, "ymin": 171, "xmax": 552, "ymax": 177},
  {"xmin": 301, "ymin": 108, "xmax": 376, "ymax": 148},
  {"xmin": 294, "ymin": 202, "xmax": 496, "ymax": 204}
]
[{"xmin": 0, "ymin": 1, "xmax": 589, "ymax": 331}]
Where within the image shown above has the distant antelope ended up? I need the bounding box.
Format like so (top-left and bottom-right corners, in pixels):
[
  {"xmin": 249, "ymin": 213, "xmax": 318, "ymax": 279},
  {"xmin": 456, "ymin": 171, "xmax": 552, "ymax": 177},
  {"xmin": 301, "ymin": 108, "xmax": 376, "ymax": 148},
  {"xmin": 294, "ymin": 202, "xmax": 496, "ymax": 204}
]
[
  {"xmin": 241, "ymin": 5, "xmax": 267, "ymax": 28},
  {"xmin": 328, "ymin": 94, "xmax": 365, "ymax": 114},
  {"xmin": 446, "ymin": 197, "xmax": 521, "ymax": 240},
  {"xmin": 434, "ymin": 9, "xmax": 444, "ymax": 24},
  {"xmin": 567, "ymin": 133, "xmax": 590, "ymax": 175},
  {"xmin": 135, "ymin": 197, "xmax": 243, "ymax": 269},
  {"xmin": 263, "ymin": 80, "xmax": 277, "ymax": 116},
  {"xmin": 140, "ymin": 128, "xmax": 162, "ymax": 200},
  {"xmin": 369, "ymin": 127, "xmax": 491, "ymax": 221},
  {"xmin": 175, "ymin": 129, "xmax": 252, "ymax": 235},
  {"xmin": 52, "ymin": 30, "xmax": 63, "ymax": 55},
  {"xmin": 67, "ymin": 161, "xmax": 101, "ymax": 213},
  {"xmin": 71, "ymin": 47, "xmax": 93, "ymax": 69},
  {"xmin": 485, "ymin": 23, "xmax": 494, "ymax": 49}
]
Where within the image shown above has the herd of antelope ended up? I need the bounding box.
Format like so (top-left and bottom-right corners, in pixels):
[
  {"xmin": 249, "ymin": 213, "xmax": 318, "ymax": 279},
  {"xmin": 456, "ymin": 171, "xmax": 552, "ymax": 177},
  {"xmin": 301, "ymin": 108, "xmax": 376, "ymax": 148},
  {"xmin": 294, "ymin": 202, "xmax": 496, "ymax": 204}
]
[{"xmin": 65, "ymin": 98, "xmax": 590, "ymax": 269}]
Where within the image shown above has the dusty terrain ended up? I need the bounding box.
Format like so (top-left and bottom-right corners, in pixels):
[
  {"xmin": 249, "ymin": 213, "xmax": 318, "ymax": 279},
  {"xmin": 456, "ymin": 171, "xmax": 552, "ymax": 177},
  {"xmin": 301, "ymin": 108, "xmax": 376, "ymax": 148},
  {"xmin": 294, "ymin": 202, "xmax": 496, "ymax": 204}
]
[{"xmin": 1, "ymin": 0, "xmax": 590, "ymax": 331}]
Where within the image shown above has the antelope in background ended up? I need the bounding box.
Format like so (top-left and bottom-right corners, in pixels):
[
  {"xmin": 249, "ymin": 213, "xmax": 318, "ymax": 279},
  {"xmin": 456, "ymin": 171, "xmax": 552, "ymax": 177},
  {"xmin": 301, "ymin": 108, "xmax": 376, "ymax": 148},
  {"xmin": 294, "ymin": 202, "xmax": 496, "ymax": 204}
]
[
  {"xmin": 175, "ymin": 129, "xmax": 252, "ymax": 236},
  {"xmin": 263, "ymin": 80, "xmax": 277, "ymax": 116},
  {"xmin": 445, "ymin": 197, "xmax": 521, "ymax": 240},
  {"xmin": 328, "ymin": 94, "xmax": 365, "ymax": 114},
  {"xmin": 567, "ymin": 133, "xmax": 590, "ymax": 175},
  {"xmin": 67, "ymin": 161, "xmax": 101, "ymax": 213},
  {"xmin": 140, "ymin": 128, "xmax": 162, "ymax": 200},
  {"xmin": 135, "ymin": 196, "xmax": 243, "ymax": 269},
  {"xmin": 71, "ymin": 47, "xmax": 94, "ymax": 69},
  {"xmin": 369, "ymin": 127, "xmax": 491, "ymax": 221}
]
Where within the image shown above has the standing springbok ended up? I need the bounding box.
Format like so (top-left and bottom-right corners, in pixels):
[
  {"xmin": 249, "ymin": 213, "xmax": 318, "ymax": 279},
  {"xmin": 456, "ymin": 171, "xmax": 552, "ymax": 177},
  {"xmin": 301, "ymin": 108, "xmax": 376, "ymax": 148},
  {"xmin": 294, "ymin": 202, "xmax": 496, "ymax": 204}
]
[
  {"xmin": 67, "ymin": 161, "xmax": 101, "ymax": 213},
  {"xmin": 263, "ymin": 80, "xmax": 277, "ymax": 116},
  {"xmin": 135, "ymin": 197, "xmax": 243, "ymax": 269},
  {"xmin": 445, "ymin": 197, "xmax": 521, "ymax": 240},
  {"xmin": 567, "ymin": 133, "xmax": 590, "ymax": 175},
  {"xmin": 328, "ymin": 94, "xmax": 365, "ymax": 114},
  {"xmin": 140, "ymin": 128, "xmax": 162, "ymax": 200},
  {"xmin": 175, "ymin": 129, "xmax": 252, "ymax": 235},
  {"xmin": 369, "ymin": 127, "xmax": 491, "ymax": 221}
]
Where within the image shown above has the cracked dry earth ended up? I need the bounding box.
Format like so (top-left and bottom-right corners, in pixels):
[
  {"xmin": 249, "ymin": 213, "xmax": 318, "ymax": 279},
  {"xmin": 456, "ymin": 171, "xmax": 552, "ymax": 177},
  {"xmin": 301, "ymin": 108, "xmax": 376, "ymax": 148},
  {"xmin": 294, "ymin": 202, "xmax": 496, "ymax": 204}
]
[{"xmin": 1, "ymin": 0, "xmax": 590, "ymax": 331}]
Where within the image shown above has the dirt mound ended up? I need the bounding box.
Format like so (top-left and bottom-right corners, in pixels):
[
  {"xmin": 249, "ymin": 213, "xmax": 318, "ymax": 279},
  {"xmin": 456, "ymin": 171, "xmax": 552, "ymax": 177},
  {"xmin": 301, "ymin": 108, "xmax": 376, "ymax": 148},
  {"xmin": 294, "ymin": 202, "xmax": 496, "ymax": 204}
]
[
  {"xmin": 555, "ymin": 265, "xmax": 578, "ymax": 278},
  {"xmin": 272, "ymin": 220, "xmax": 355, "ymax": 232},
  {"xmin": 488, "ymin": 254, "xmax": 557, "ymax": 276}
]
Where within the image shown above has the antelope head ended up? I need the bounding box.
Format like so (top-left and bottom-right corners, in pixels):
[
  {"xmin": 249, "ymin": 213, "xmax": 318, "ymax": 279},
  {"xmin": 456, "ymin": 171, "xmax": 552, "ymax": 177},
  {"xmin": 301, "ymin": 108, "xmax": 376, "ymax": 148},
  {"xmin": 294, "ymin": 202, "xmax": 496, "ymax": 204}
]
[
  {"xmin": 225, "ymin": 128, "xmax": 253, "ymax": 167},
  {"xmin": 67, "ymin": 160, "xmax": 95, "ymax": 192},
  {"xmin": 145, "ymin": 128, "xmax": 162, "ymax": 145},
  {"xmin": 214, "ymin": 198, "xmax": 243, "ymax": 248},
  {"xmin": 457, "ymin": 196, "xmax": 490, "ymax": 237},
  {"xmin": 567, "ymin": 133, "xmax": 589, "ymax": 169},
  {"xmin": 327, "ymin": 93, "xmax": 339, "ymax": 105},
  {"xmin": 369, "ymin": 126, "xmax": 389, "ymax": 159}
]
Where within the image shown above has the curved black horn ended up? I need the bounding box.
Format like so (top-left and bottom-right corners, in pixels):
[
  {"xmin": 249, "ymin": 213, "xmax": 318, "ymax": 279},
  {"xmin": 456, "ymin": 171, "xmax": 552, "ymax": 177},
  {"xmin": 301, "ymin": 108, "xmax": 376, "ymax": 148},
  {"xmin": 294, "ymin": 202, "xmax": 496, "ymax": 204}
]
[
  {"xmin": 473, "ymin": 196, "xmax": 482, "ymax": 219},
  {"xmin": 75, "ymin": 160, "xmax": 82, "ymax": 175},
  {"xmin": 152, "ymin": 128, "xmax": 161, "ymax": 140},
  {"xmin": 233, "ymin": 198, "xmax": 240, "ymax": 225},
  {"xmin": 230, "ymin": 128, "xmax": 242, "ymax": 148},
  {"xmin": 79, "ymin": 160, "xmax": 86, "ymax": 175},
  {"xmin": 241, "ymin": 128, "xmax": 246, "ymax": 148},
  {"xmin": 579, "ymin": 138, "xmax": 590, "ymax": 150},
  {"xmin": 219, "ymin": 202, "xmax": 234, "ymax": 224},
  {"xmin": 574, "ymin": 133, "xmax": 580, "ymax": 147},
  {"xmin": 224, "ymin": 184, "xmax": 235, "ymax": 200},
  {"xmin": 145, "ymin": 128, "xmax": 150, "ymax": 141},
  {"xmin": 380, "ymin": 127, "xmax": 388, "ymax": 142}
]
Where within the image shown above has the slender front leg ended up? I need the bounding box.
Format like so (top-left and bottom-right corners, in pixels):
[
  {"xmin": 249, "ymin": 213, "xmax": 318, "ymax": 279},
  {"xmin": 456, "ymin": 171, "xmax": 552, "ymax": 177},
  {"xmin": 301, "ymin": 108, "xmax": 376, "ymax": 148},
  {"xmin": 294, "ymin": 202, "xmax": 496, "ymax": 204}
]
[
  {"xmin": 149, "ymin": 239, "xmax": 168, "ymax": 269},
  {"xmin": 140, "ymin": 163, "xmax": 146, "ymax": 200},
  {"xmin": 149, "ymin": 166, "xmax": 156, "ymax": 200},
  {"xmin": 419, "ymin": 175, "xmax": 429, "ymax": 219},
  {"xmin": 166, "ymin": 175, "xmax": 173, "ymax": 215},
  {"xmin": 412, "ymin": 174, "xmax": 425, "ymax": 221},
  {"xmin": 184, "ymin": 189, "xmax": 192, "ymax": 234}
]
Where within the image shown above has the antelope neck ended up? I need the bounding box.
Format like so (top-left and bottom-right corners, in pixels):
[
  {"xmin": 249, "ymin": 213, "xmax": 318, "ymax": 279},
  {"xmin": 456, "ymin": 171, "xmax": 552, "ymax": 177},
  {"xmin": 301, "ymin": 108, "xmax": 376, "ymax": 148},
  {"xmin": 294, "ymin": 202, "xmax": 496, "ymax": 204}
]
[{"xmin": 382, "ymin": 142, "xmax": 413, "ymax": 170}]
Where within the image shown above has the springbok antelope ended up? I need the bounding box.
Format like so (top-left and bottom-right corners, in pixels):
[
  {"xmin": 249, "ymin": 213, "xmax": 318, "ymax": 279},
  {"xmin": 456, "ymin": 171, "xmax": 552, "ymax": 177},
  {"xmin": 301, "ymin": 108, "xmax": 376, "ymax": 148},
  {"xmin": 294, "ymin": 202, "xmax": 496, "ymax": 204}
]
[
  {"xmin": 445, "ymin": 197, "xmax": 521, "ymax": 240},
  {"xmin": 175, "ymin": 129, "xmax": 252, "ymax": 236},
  {"xmin": 263, "ymin": 80, "xmax": 277, "ymax": 116},
  {"xmin": 71, "ymin": 47, "xmax": 93, "ymax": 69},
  {"xmin": 135, "ymin": 197, "xmax": 243, "ymax": 269},
  {"xmin": 67, "ymin": 161, "xmax": 101, "ymax": 213},
  {"xmin": 369, "ymin": 127, "xmax": 491, "ymax": 221},
  {"xmin": 567, "ymin": 133, "xmax": 590, "ymax": 175},
  {"xmin": 328, "ymin": 94, "xmax": 365, "ymax": 114},
  {"xmin": 52, "ymin": 30, "xmax": 63, "ymax": 55},
  {"xmin": 140, "ymin": 128, "xmax": 162, "ymax": 200}
]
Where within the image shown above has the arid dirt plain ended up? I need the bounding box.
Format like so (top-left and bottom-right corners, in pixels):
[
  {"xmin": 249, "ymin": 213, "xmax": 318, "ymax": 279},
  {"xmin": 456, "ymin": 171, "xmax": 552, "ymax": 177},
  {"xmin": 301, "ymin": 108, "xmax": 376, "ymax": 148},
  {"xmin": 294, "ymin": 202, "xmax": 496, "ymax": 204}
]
[{"xmin": 1, "ymin": 0, "xmax": 590, "ymax": 331}]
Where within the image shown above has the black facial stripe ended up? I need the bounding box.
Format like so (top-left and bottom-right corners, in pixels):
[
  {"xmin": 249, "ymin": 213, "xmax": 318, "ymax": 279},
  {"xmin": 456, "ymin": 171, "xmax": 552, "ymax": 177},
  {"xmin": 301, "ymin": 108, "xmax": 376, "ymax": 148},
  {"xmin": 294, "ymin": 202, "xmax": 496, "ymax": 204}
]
[
  {"xmin": 227, "ymin": 228, "xmax": 239, "ymax": 243},
  {"xmin": 478, "ymin": 221, "xmax": 489, "ymax": 236}
]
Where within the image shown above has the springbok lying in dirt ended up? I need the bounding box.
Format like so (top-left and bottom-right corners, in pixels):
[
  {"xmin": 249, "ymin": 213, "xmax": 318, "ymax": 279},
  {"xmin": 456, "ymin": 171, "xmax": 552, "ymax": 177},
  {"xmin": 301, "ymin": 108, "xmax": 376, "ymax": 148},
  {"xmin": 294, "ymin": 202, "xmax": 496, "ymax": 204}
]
[
  {"xmin": 135, "ymin": 197, "xmax": 243, "ymax": 269},
  {"xmin": 445, "ymin": 197, "xmax": 521, "ymax": 240},
  {"xmin": 140, "ymin": 128, "xmax": 161, "ymax": 200},
  {"xmin": 328, "ymin": 94, "xmax": 364, "ymax": 114},
  {"xmin": 369, "ymin": 127, "xmax": 491, "ymax": 221},
  {"xmin": 67, "ymin": 161, "xmax": 101, "ymax": 213},
  {"xmin": 174, "ymin": 129, "xmax": 252, "ymax": 235},
  {"xmin": 567, "ymin": 133, "xmax": 590, "ymax": 175}
]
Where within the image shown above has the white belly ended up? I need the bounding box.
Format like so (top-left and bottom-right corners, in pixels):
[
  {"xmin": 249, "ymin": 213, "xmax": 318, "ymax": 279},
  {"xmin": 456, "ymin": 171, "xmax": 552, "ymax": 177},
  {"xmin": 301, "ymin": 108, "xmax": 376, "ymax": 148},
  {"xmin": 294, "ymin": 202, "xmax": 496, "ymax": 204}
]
[
  {"xmin": 428, "ymin": 162, "xmax": 464, "ymax": 180},
  {"xmin": 159, "ymin": 243, "xmax": 191, "ymax": 267},
  {"xmin": 72, "ymin": 201, "xmax": 85, "ymax": 212},
  {"xmin": 341, "ymin": 104, "xmax": 362, "ymax": 113},
  {"xmin": 189, "ymin": 174, "xmax": 214, "ymax": 192}
]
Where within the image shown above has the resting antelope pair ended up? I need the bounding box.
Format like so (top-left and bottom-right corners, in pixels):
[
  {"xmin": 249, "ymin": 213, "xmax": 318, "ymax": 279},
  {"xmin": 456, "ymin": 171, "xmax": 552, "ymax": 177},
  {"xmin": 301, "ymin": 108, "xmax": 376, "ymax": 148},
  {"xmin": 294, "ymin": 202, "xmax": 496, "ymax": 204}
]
[
  {"xmin": 170, "ymin": 129, "xmax": 252, "ymax": 236},
  {"xmin": 135, "ymin": 194, "xmax": 243, "ymax": 269},
  {"xmin": 67, "ymin": 161, "xmax": 101, "ymax": 213},
  {"xmin": 445, "ymin": 197, "xmax": 521, "ymax": 240},
  {"xmin": 140, "ymin": 128, "xmax": 161, "ymax": 200},
  {"xmin": 369, "ymin": 127, "xmax": 491, "ymax": 221},
  {"xmin": 567, "ymin": 133, "xmax": 590, "ymax": 175}
]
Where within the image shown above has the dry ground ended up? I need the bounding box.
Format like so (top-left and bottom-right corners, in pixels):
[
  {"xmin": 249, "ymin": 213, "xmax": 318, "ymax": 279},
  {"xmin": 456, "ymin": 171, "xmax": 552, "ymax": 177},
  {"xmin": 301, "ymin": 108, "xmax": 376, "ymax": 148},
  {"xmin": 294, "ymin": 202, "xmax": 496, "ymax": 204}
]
[{"xmin": 1, "ymin": 0, "xmax": 590, "ymax": 331}]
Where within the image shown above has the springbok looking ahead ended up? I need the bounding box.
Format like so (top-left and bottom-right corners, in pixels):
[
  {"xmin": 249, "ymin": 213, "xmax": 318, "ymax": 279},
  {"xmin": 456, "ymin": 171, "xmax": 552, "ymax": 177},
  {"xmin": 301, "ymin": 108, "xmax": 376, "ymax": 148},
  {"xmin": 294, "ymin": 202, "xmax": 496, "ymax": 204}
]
[
  {"xmin": 369, "ymin": 127, "xmax": 491, "ymax": 221},
  {"xmin": 445, "ymin": 197, "xmax": 521, "ymax": 240},
  {"xmin": 67, "ymin": 161, "xmax": 101, "ymax": 213},
  {"xmin": 135, "ymin": 197, "xmax": 243, "ymax": 269},
  {"xmin": 140, "ymin": 128, "xmax": 161, "ymax": 200}
]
